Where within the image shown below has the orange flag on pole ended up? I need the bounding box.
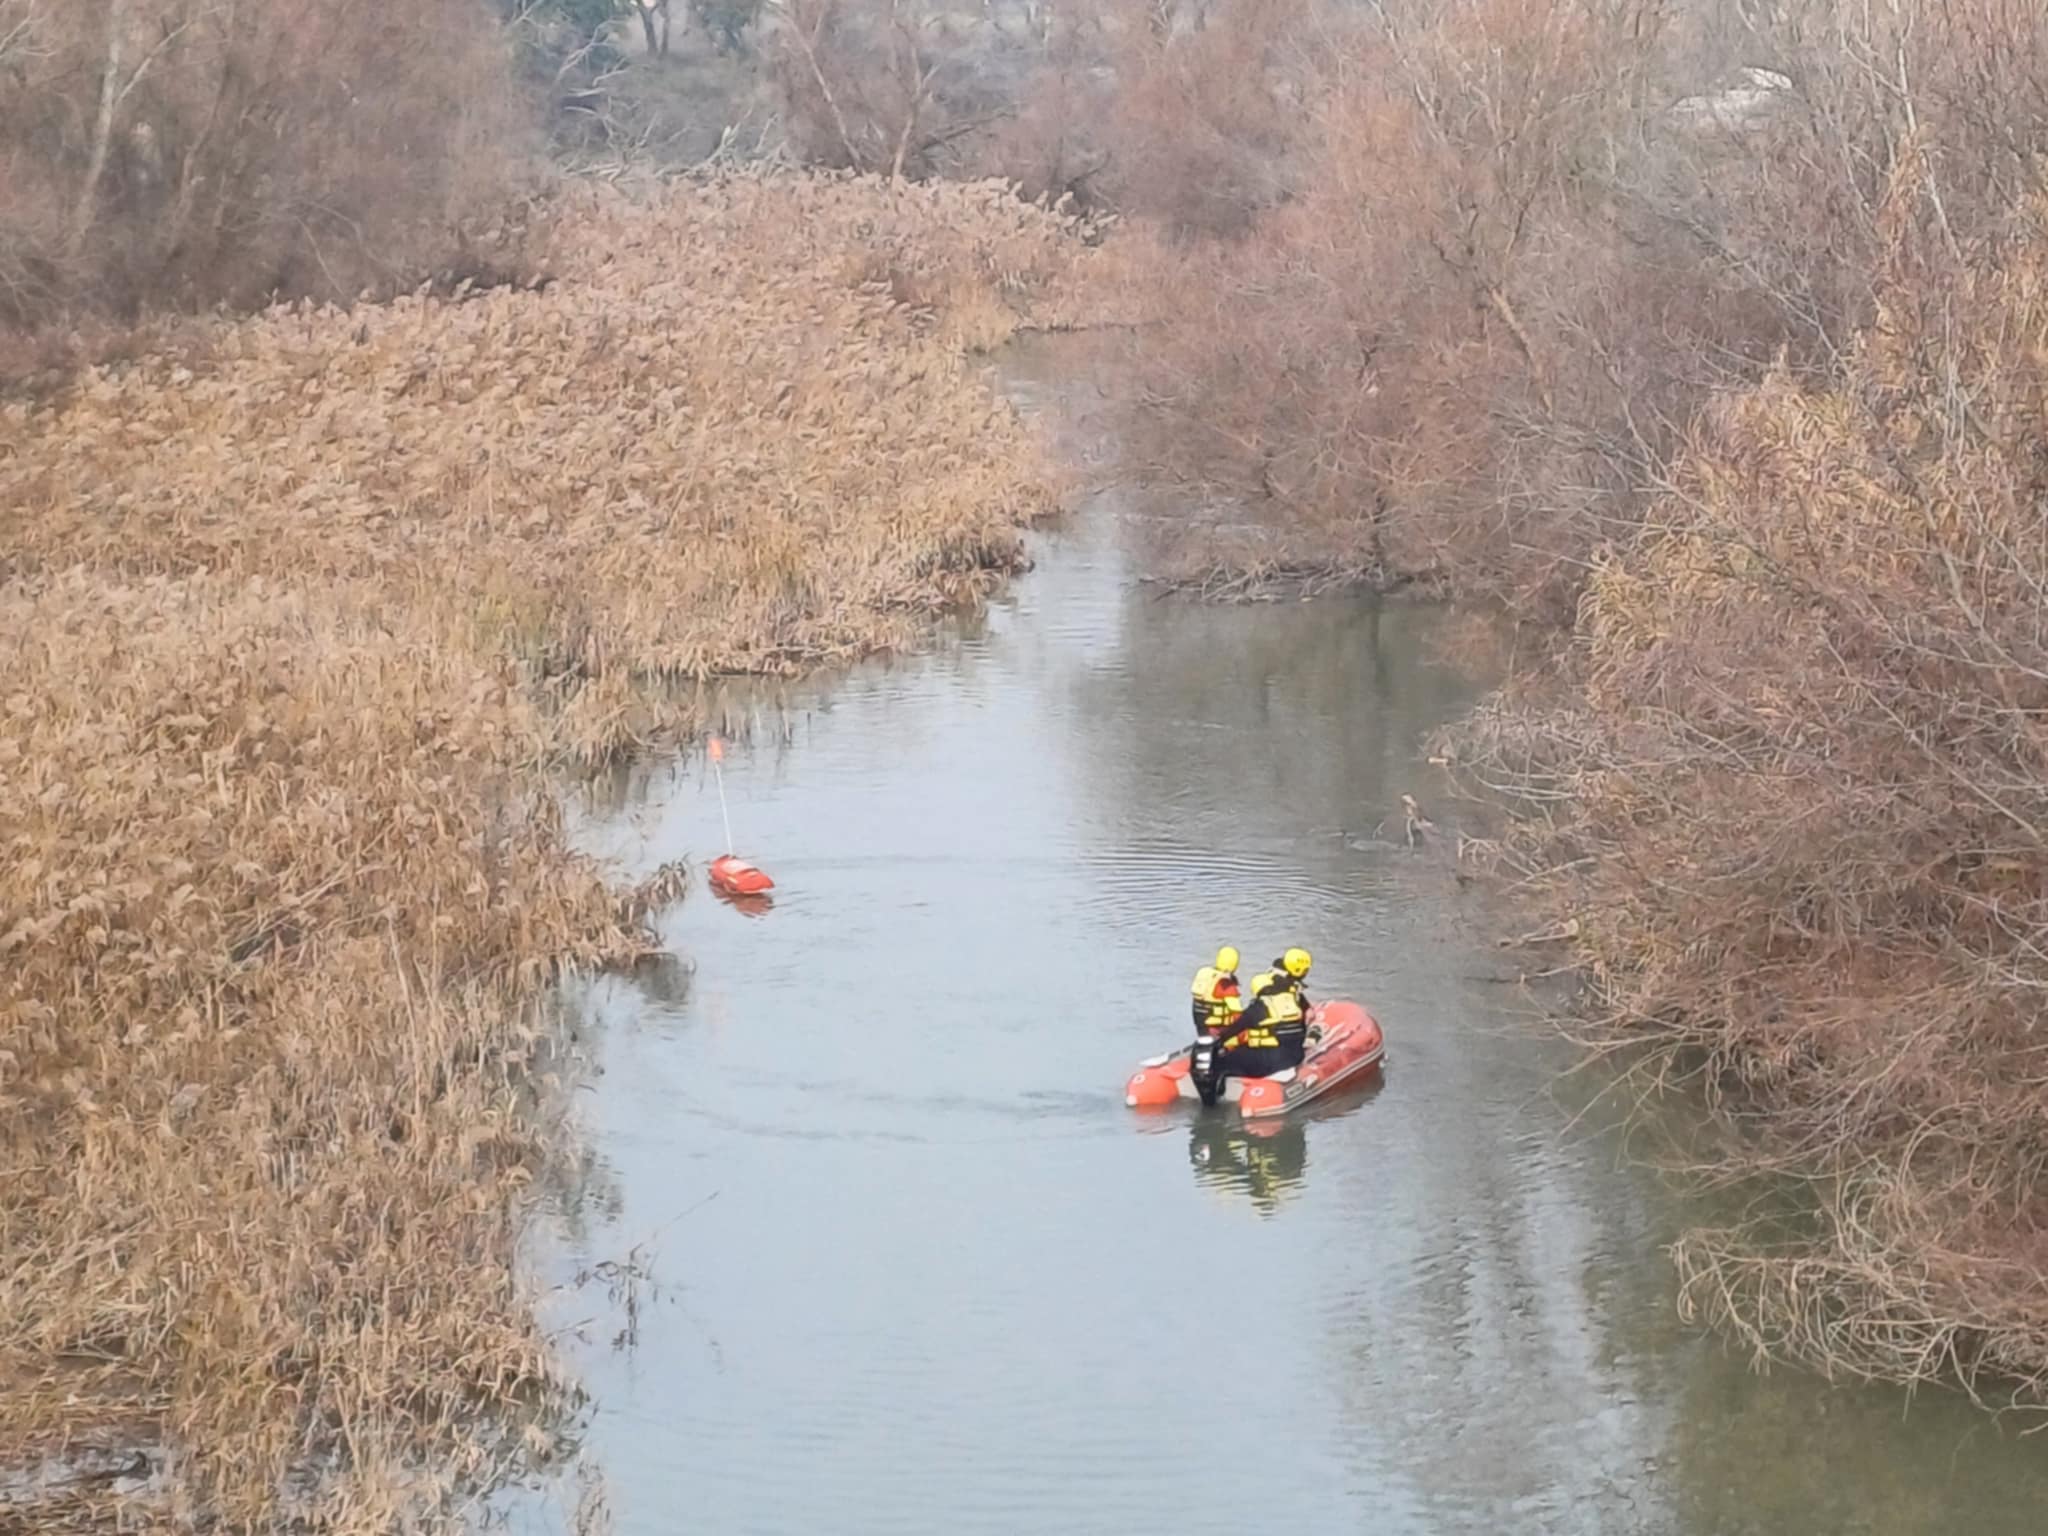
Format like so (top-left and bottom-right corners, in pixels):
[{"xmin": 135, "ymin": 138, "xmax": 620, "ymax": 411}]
[{"xmin": 708, "ymin": 736, "xmax": 734, "ymax": 854}]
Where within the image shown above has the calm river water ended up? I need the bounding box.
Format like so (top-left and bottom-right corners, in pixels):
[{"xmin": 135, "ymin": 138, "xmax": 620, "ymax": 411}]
[{"xmin": 513, "ymin": 339, "xmax": 2048, "ymax": 1535}]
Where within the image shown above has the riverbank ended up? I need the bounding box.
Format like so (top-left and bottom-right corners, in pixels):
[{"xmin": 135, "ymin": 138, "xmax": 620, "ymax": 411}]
[
  {"xmin": 1077, "ymin": 0, "xmax": 2048, "ymax": 1407},
  {"xmin": 1439, "ymin": 191, "xmax": 2048, "ymax": 1407},
  {"xmin": 0, "ymin": 172, "xmax": 1097, "ymax": 1532}
]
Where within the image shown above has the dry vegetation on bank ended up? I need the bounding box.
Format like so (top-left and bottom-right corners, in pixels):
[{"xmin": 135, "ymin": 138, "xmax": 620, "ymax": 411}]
[
  {"xmin": 1456, "ymin": 176, "xmax": 2048, "ymax": 1404},
  {"xmin": 0, "ymin": 173, "xmax": 1090, "ymax": 1530},
  {"xmin": 1080, "ymin": 0, "xmax": 2048, "ymax": 1398},
  {"xmin": 1096, "ymin": 0, "xmax": 1815, "ymax": 601}
]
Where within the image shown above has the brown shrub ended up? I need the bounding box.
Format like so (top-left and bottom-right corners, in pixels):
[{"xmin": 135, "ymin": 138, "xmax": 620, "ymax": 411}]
[
  {"xmin": 1450, "ymin": 175, "xmax": 2048, "ymax": 1400},
  {"xmin": 1108, "ymin": 0, "xmax": 2048, "ymax": 615},
  {"xmin": 956, "ymin": 5, "xmax": 1120, "ymax": 208},
  {"xmin": 1082, "ymin": 0, "xmax": 1323, "ymax": 235},
  {"xmin": 1110, "ymin": 0, "xmax": 1678, "ymax": 603},
  {"xmin": 759, "ymin": 0, "xmax": 1317, "ymax": 218}
]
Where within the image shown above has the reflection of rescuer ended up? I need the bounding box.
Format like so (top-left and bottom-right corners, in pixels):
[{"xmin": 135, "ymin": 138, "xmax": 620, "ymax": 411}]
[
  {"xmin": 1188, "ymin": 1115, "xmax": 1309, "ymax": 1215},
  {"xmin": 1189, "ymin": 946, "xmax": 1244, "ymax": 1035},
  {"xmin": 1216, "ymin": 948, "xmax": 1314, "ymax": 1078}
]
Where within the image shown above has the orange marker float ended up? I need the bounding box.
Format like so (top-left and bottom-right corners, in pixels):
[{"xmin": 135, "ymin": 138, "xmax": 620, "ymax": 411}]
[
  {"xmin": 707, "ymin": 856, "xmax": 774, "ymax": 897},
  {"xmin": 704, "ymin": 736, "xmax": 776, "ymax": 900}
]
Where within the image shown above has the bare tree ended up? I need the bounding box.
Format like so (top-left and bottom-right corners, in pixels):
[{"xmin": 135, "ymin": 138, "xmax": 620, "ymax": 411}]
[
  {"xmin": 771, "ymin": 0, "xmax": 865, "ymax": 165},
  {"xmin": 767, "ymin": 0, "xmax": 991, "ymax": 180},
  {"xmin": 880, "ymin": 0, "xmax": 940, "ymax": 179},
  {"xmin": 71, "ymin": 0, "xmax": 193, "ymax": 256},
  {"xmin": 4, "ymin": 0, "xmax": 532, "ymax": 345},
  {"xmin": 691, "ymin": 0, "xmax": 760, "ymax": 53},
  {"xmin": 0, "ymin": 0, "xmax": 48, "ymax": 67},
  {"xmin": 629, "ymin": 0, "xmax": 671, "ymax": 55}
]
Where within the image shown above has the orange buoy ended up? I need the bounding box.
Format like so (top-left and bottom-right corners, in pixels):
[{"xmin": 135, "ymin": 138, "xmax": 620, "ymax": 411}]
[
  {"xmin": 707, "ymin": 854, "xmax": 774, "ymax": 897},
  {"xmin": 704, "ymin": 736, "xmax": 776, "ymax": 903}
]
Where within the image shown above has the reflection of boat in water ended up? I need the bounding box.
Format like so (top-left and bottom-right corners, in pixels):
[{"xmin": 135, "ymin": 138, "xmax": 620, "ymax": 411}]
[
  {"xmin": 712, "ymin": 888, "xmax": 774, "ymax": 918},
  {"xmin": 1185, "ymin": 1075, "xmax": 1385, "ymax": 1214},
  {"xmin": 1188, "ymin": 1115, "xmax": 1307, "ymax": 1214}
]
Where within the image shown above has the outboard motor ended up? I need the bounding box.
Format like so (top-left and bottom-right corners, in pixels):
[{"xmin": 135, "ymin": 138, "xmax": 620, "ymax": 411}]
[{"xmin": 1189, "ymin": 1032, "xmax": 1223, "ymax": 1107}]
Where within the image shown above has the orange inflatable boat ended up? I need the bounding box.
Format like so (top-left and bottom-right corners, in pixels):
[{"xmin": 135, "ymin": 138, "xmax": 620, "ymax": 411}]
[{"xmin": 1124, "ymin": 999, "xmax": 1385, "ymax": 1119}]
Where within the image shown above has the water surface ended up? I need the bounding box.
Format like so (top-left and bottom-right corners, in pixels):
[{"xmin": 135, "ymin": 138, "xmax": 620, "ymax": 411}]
[{"xmin": 521, "ymin": 339, "xmax": 2048, "ymax": 1535}]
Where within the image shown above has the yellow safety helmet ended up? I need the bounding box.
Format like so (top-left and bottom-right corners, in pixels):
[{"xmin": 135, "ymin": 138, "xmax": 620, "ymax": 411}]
[
  {"xmin": 1282, "ymin": 947, "xmax": 1312, "ymax": 978},
  {"xmin": 1216, "ymin": 945, "xmax": 1240, "ymax": 973}
]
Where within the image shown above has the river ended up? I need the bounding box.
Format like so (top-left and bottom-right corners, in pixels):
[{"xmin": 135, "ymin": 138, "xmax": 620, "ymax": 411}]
[{"xmin": 513, "ymin": 338, "xmax": 2048, "ymax": 1535}]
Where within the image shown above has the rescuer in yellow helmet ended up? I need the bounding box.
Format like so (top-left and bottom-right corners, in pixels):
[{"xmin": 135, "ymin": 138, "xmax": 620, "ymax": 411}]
[
  {"xmin": 1219, "ymin": 948, "xmax": 1314, "ymax": 1076},
  {"xmin": 1189, "ymin": 945, "xmax": 1244, "ymax": 1035}
]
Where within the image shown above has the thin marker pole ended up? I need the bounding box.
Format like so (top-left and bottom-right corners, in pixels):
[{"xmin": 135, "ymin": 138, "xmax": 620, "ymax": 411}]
[{"xmin": 709, "ymin": 736, "xmax": 735, "ymax": 855}]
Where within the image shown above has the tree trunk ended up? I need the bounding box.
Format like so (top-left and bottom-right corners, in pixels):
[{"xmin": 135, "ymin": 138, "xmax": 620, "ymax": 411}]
[
  {"xmin": 161, "ymin": 55, "xmax": 233, "ymax": 273},
  {"xmin": 787, "ymin": 1, "xmax": 865, "ymax": 169},
  {"xmin": 634, "ymin": 1, "xmax": 660, "ymax": 56},
  {"xmin": 889, "ymin": 107, "xmax": 916, "ymax": 181},
  {"xmin": 72, "ymin": 0, "xmax": 131, "ymax": 255},
  {"xmin": 885, "ymin": 1, "xmax": 927, "ymax": 182}
]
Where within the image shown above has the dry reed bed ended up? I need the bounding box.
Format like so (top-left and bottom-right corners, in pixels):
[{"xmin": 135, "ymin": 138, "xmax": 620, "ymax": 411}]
[
  {"xmin": 0, "ymin": 173, "xmax": 1088, "ymax": 1531},
  {"xmin": 1450, "ymin": 183, "xmax": 2048, "ymax": 1404},
  {"xmin": 2, "ymin": 175, "xmax": 1093, "ymax": 744}
]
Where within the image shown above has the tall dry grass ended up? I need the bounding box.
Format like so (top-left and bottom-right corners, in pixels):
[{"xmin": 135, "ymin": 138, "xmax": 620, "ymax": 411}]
[{"xmin": 0, "ymin": 171, "xmax": 1090, "ymax": 1530}]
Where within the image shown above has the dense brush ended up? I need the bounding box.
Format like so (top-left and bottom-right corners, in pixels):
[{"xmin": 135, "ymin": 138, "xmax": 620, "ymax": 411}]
[{"xmin": 0, "ymin": 171, "xmax": 1094, "ymax": 1532}]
